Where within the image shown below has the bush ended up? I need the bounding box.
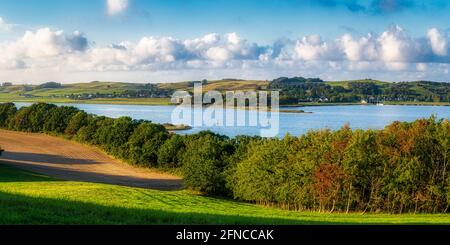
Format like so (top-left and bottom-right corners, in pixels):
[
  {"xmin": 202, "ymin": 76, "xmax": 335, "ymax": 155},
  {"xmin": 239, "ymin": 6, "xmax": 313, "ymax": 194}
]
[
  {"xmin": 95, "ymin": 117, "xmax": 139, "ymax": 157},
  {"xmin": 93, "ymin": 117, "xmax": 116, "ymax": 146},
  {"xmin": 9, "ymin": 103, "xmax": 57, "ymax": 132},
  {"xmin": 232, "ymin": 136, "xmax": 312, "ymax": 208},
  {"xmin": 37, "ymin": 82, "xmax": 62, "ymax": 89},
  {"xmin": 126, "ymin": 122, "xmax": 169, "ymax": 167},
  {"xmin": 75, "ymin": 116, "xmax": 107, "ymax": 144},
  {"xmin": 65, "ymin": 111, "xmax": 90, "ymax": 136},
  {"xmin": 43, "ymin": 106, "xmax": 80, "ymax": 134},
  {"xmin": 0, "ymin": 103, "xmax": 17, "ymax": 128},
  {"xmin": 157, "ymin": 134, "xmax": 185, "ymax": 168},
  {"xmin": 182, "ymin": 133, "xmax": 234, "ymax": 195}
]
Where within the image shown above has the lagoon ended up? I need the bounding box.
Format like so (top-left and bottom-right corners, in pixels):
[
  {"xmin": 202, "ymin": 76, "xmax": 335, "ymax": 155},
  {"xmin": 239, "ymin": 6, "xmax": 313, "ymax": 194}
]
[{"xmin": 15, "ymin": 102, "xmax": 450, "ymax": 138}]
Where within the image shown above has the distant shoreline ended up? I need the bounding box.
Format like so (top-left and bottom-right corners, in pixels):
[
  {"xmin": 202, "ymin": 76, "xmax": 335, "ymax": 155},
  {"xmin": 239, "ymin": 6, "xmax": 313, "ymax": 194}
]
[
  {"xmin": 284, "ymin": 102, "xmax": 450, "ymax": 107},
  {"xmin": 3, "ymin": 98, "xmax": 449, "ymax": 107}
]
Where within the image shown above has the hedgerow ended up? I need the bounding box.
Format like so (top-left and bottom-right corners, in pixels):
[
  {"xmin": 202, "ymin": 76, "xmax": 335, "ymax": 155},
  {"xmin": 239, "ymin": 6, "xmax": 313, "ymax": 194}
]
[{"xmin": 0, "ymin": 102, "xmax": 448, "ymax": 213}]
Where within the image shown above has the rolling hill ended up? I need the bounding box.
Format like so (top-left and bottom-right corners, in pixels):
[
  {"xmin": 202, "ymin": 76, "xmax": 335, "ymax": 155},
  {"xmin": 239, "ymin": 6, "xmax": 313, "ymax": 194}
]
[{"xmin": 0, "ymin": 78, "xmax": 449, "ymax": 105}]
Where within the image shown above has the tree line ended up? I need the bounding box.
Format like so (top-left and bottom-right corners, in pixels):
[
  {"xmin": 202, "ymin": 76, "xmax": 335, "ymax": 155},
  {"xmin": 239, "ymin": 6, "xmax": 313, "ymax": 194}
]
[
  {"xmin": 269, "ymin": 77, "xmax": 450, "ymax": 104},
  {"xmin": 0, "ymin": 102, "xmax": 449, "ymax": 213}
]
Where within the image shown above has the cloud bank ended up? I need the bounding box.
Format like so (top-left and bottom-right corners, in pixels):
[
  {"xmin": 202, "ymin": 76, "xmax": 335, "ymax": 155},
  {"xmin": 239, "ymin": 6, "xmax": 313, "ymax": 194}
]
[{"xmin": 1, "ymin": 25, "xmax": 450, "ymax": 82}]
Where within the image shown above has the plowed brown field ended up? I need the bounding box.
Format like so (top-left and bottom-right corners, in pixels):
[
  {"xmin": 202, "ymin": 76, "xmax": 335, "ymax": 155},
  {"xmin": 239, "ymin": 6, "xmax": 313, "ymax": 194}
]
[{"xmin": 0, "ymin": 129, "xmax": 182, "ymax": 190}]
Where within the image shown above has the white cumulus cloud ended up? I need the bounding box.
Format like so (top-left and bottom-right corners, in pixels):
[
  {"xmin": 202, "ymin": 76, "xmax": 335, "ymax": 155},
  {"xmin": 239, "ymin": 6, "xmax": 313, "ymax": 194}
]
[
  {"xmin": 0, "ymin": 28, "xmax": 88, "ymax": 69},
  {"xmin": 295, "ymin": 35, "xmax": 333, "ymax": 60},
  {"xmin": 68, "ymin": 32, "xmax": 269, "ymax": 72},
  {"xmin": 338, "ymin": 33, "xmax": 378, "ymax": 61},
  {"xmin": 107, "ymin": 0, "xmax": 129, "ymax": 16},
  {"xmin": 2, "ymin": 25, "xmax": 450, "ymax": 82},
  {"xmin": 427, "ymin": 28, "xmax": 448, "ymax": 56},
  {"xmin": 0, "ymin": 17, "xmax": 12, "ymax": 32},
  {"xmin": 285, "ymin": 25, "xmax": 448, "ymax": 65}
]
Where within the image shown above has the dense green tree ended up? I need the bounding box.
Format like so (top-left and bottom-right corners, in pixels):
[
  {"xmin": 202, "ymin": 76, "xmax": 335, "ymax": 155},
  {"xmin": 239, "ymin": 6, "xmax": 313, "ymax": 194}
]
[
  {"xmin": 341, "ymin": 129, "xmax": 383, "ymax": 212},
  {"xmin": 75, "ymin": 116, "xmax": 110, "ymax": 144},
  {"xmin": 36, "ymin": 82, "xmax": 62, "ymax": 89},
  {"xmin": 65, "ymin": 111, "xmax": 90, "ymax": 136},
  {"xmin": 92, "ymin": 117, "xmax": 116, "ymax": 146},
  {"xmin": 182, "ymin": 134, "xmax": 234, "ymax": 195},
  {"xmin": 0, "ymin": 103, "xmax": 17, "ymax": 127},
  {"xmin": 94, "ymin": 116, "xmax": 139, "ymax": 158},
  {"xmin": 43, "ymin": 106, "xmax": 80, "ymax": 134},
  {"xmin": 126, "ymin": 122, "xmax": 169, "ymax": 166},
  {"xmin": 348, "ymin": 82, "xmax": 381, "ymax": 95},
  {"xmin": 157, "ymin": 134, "xmax": 185, "ymax": 168},
  {"xmin": 8, "ymin": 103, "xmax": 57, "ymax": 132}
]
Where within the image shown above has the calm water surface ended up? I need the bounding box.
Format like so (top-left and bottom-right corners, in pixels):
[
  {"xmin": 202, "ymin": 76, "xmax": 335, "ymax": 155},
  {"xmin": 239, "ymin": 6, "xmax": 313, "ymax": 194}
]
[{"xmin": 15, "ymin": 103, "xmax": 450, "ymax": 138}]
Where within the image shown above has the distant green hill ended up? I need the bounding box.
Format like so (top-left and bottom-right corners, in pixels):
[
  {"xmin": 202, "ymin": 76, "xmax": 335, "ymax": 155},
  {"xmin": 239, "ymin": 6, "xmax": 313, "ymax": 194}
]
[
  {"xmin": 0, "ymin": 81, "xmax": 165, "ymax": 97},
  {"xmin": 325, "ymin": 79, "xmax": 390, "ymax": 88},
  {"xmin": 0, "ymin": 81, "xmax": 173, "ymax": 104},
  {"xmin": 0, "ymin": 78, "xmax": 448, "ymax": 105},
  {"xmin": 269, "ymin": 77, "xmax": 449, "ymax": 104}
]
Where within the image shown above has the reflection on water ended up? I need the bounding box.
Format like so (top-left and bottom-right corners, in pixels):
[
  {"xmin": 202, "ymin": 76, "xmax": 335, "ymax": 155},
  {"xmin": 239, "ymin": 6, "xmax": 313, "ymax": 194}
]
[{"xmin": 15, "ymin": 102, "xmax": 450, "ymax": 138}]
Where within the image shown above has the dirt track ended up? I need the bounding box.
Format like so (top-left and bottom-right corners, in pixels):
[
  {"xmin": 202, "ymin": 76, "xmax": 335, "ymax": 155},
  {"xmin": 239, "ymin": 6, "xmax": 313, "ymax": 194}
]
[{"xmin": 0, "ymin": 129, "xmax": 182, "ymax": 190}]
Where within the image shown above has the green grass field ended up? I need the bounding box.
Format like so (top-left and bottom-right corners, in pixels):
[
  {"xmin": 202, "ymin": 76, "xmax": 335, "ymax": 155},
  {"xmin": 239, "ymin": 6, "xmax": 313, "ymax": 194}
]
[
  {"xmin": 1, "ymin": 80, "xmax": 448, "ymax": 106},
  {"xmin": 0, "ymin": 93, "xmax": 172, "ymax": 105},
  {"xmin": 158, "ymin": 79, "xmax": 269, "ymax": 92},
  {"xmin": 1, "ymin": 164, "xmax": 450, "ymax": 225},
  {"xmin": 325, "ymin": 79, "xmax": 390, "ymax": 88}
]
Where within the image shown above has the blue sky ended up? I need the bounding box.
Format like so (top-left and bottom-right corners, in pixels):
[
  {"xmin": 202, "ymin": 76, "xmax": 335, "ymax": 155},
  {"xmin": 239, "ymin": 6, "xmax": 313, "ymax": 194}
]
[{"xmin": 1, "ymin": 0, "xmax": 450, "ymax": 83}]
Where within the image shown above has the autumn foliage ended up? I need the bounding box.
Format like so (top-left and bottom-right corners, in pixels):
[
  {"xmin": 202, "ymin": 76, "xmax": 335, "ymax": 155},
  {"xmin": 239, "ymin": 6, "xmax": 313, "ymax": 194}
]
[{"xmin": 231, "ymin": 117, "xmax": 450, "ymax": 213}]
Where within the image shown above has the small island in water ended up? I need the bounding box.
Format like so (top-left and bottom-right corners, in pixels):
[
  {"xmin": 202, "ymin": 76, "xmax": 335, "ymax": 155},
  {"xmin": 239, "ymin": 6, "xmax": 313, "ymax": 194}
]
[{"xmin": 163, "ymin": 123, "xmax": 193, "ymax": 131}]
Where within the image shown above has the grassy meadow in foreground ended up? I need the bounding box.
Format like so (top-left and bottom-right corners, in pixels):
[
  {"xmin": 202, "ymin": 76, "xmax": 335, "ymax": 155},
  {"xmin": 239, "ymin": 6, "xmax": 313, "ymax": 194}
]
[{"xmin": 1, "ymin": 164, "xmax": 450, "ymax": 225}]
